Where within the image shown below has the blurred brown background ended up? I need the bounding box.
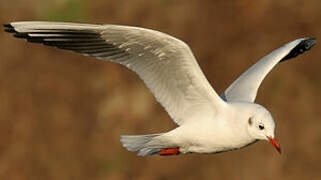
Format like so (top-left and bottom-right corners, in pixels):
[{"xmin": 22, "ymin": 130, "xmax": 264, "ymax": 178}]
[{"xmin": 0, "ymin": 0, "xmax": 320, "ymax": 179}]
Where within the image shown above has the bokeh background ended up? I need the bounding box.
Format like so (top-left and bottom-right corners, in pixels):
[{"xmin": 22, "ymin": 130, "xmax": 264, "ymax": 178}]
[{"xmin": 0, "ymin": 0, "xmax": 320, "ymax": 179}]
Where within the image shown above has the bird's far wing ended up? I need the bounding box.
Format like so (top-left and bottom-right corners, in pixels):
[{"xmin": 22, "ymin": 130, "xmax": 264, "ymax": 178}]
[
  {"xmin": 4, "ymin": 21, "xmax": 226, "ymax": 125},
  {"xmin": 221, "ymin": 38, "xmax": 316, "ymax": 102}
]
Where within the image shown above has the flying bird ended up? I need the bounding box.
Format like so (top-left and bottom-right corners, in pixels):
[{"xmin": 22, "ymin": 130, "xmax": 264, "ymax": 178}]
[{"xmin": 4, "ymin": 21, "xmax": 316, "ymax": 156}]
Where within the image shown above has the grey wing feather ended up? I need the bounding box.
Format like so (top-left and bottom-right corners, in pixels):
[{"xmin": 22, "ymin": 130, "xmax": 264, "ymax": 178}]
[
  {"xmin": 4, "ymin": 21, "xmax": 226, "ymax": 125},
  {"xmin": 222, "ymin": 38, "xmax": 316, "ymax": 102}
]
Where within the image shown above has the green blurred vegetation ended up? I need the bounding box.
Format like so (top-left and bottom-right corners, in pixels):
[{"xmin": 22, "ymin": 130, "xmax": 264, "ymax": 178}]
[{"xmin": 39, "ymin": 0, "xmax": 88, "ymax": 21}]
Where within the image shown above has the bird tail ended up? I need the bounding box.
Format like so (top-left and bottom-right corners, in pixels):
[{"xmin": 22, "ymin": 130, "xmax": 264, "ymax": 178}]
[{"xmin": 121, "ymin": 133, "xmax": 172, "ymax": 156}]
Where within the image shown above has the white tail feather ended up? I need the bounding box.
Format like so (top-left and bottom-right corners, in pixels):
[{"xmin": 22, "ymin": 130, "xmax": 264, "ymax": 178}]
[{"xmin": 120, "ymin": 133, "xmax": 165, "ymax": 156}]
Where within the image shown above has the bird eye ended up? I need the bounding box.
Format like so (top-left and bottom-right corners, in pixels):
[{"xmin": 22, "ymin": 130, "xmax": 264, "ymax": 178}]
[{"xmin": 259, "ymin": 125, "xmax": 264, "ymax": 130}]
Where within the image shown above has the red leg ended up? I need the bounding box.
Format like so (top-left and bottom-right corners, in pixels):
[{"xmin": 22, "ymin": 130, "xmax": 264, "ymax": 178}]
[{"xmin": 158, "ymin": 147, "xmax": 180, "ymax": 156}]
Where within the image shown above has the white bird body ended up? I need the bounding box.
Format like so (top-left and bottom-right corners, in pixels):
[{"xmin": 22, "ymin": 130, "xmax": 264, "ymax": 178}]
[
  {"xmin": 156, "ymin": 102, "xmax": 263, "ymax": 154},
  {"xmin": 4, "ymin": 21, "xmax": 316, "ymax": 156}
]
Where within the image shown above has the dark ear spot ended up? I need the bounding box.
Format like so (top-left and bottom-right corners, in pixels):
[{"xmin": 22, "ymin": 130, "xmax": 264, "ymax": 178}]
[{"xmin": 248, "ymin": 117, "xmax": 253, "ymax": 125}]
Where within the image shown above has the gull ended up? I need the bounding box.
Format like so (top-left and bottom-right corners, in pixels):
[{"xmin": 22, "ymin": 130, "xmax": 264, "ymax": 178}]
[{"xmin": 4, "ymin": 21, "xmax": 316, "ymax": 156}]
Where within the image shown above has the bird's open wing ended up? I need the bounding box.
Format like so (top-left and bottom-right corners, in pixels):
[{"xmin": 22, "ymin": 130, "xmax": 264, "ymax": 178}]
[
  {"xmin": 4, "ymin": 21, "xmax": 226, "ymax": 125},
  {"xmin": 221, "ymin": 38, "xmax": 316, "ymax": 102}
]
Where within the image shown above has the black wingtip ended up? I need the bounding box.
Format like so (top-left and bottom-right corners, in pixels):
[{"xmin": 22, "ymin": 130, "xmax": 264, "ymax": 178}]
[
  {"xmin": 14, "ymin": 32, "xmax": 28, "ymax": 38},
  {"xmin": 280, "ymin": 37, "xmax": 317, "ymax": 62},
  {"xmin": 26, "ymin": 37, "xmax": 44, "ymax": 43},
  {"xmin": 304, "ymin": 37, "xmax": 317, "ymax": 49},
  {"xmin": 3, "ymin": 23, "xmax": 16, "ymax": 33},
  {"xmin": 3, "ymin": 23, "xmax": 13, "ymax": 28},
  {"xmin": 4, "ymin": 27, "xmax": 16, "ymax": 33}
]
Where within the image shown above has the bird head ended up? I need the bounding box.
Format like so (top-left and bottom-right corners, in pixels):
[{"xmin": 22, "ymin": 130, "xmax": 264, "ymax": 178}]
[{"xmin": 246, "ymin": 106, "xmax": 281, "ymax": 154}]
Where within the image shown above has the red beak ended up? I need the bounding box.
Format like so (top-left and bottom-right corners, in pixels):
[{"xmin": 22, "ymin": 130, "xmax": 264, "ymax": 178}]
[{"xmin": 267, "ymin": 136, "xmax": 281, "ymax": 154}]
